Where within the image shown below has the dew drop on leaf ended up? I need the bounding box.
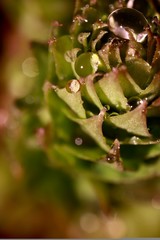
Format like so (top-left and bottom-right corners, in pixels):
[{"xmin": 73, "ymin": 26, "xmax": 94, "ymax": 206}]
[
  {"xmin": 75, "ymin": 53, "xmax": 100, "ymax": 77},
  {"xmin": 108, "ymin": 8, "xmax": 149, "ymax": 42},
  {"xmin": 66, "ymin": 79, "xmax": 81, "ymax": 93},
  {"xmin": 75, "ymin": 137, "xmax": 83, "ymax": 146},
  {"xmin": 129, "ymin": 136, "xmax": 141, "ymax": 144}
]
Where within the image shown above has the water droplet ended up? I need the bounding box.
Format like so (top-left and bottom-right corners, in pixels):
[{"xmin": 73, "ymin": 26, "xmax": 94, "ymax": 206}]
[
  {"xmin": 75, "ymin": 137, "xmax": 83, "ymax": 146},
  {"xmin": 66, "ymin": 79, "xmax": 81, "ymax": 93},
  {"xmin": 127, "ymin": 47, "xmax": 136, "ymax": 57},
  {"xmin": 75, "ymin": 53, "xmax": 100, "ymax": 77},
  {"xmin": 129, "ymin": 136, "xmax": 141, "ymax": 145},
  {"xmin": 128, "ymin": 97, "xmax": 143, "ymax": 109},
  {"xmin": 109, "ymin": 4, "xmax": 114, "ymax": 12},
  {"xmin": 108, "ymin": 8, "xmax": 148, "ymax": 42},
  {"xmin": 109, "ymin": 112, "xmax": 119, "ymax": 117}
]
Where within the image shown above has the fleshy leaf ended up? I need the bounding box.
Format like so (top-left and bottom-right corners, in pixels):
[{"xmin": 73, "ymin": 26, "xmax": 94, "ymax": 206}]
[
  {"xmin": 126, "ymin": 58, "xmax": 151, "ymax": 89},
  {"xmin": 54, "ymin": 86, "xmax": 86, "ymax": 118},
  {"xmin": 52, "ymin": 144, "xmax": 105, "ymax": 162},
  {"xmin": 82, "ymin": 157, "xmax": 160, "ymax": 183},
  {"xmin": 108, "ymin": 42, "xmax": 122, "ymax": 67},
  {"xmin": 140, "ymin": 72, "xmax": 160, "ymax": 101},
  {"xmin": 81, "ymin": 74, "xmax": 103, "ymax": 110},
  {"xmin": 147, "ymin": 97, "xmax": 160, "ymax": 117},
  {"xmin": 117, "ymin": 66, "xmax": 142, "ymax": 97},
  {"xmin": 78, "ymin": 32, "xmax": 91, "ymax": 50},
  {"xmin": 71, "ymin": 108, "xmax": 110, "ymax": 152},
  {"xmin": 91, "ymin": 30, "xmax": 107, "ymax": 52},
  {"xmin": 107, "ymin": 100, "xmax": 151, "ymax": 137},
  {"xmin": 98, "ymin": 44, "xmax": 111, "ymax": 72},
  {"xmin": 95, "ymin": 71, "xmax": 128, "ymax": 111},
  {"xmin": 52, "ymin": 35, "xmax": 74, "ymax": 81}
]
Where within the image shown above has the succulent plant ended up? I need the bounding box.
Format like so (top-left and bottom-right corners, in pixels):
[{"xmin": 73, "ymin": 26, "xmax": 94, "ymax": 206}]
[
  {"xmin": 1, "ymin": 0, "xmax": 160, "ymax": 238},
  {"xmin": 44, "ymin": 0, "xmax": 160, "ymax": 181}
]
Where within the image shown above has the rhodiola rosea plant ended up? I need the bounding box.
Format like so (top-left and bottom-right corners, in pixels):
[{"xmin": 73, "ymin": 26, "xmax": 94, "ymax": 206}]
[{"xmin": 45, "ymin": 0, "xmax": 160, "ymax": 181}]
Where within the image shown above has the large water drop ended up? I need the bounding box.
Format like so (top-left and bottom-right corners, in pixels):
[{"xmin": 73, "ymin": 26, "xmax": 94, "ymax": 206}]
[{"xmin": 108, "ymin": 8, "xmax": 149, "ymax": 42}]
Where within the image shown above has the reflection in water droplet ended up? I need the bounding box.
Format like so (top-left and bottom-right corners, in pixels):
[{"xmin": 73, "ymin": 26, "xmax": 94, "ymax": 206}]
[
  {"xmin": 127, "ymin": 0, "xmax": 135, "ymax": 8},
  {"xmin": 75, "ymin": 137, "xmax": 83, "ymax": 146},
  {"xmin": 108, "ymin": 8, "xmax": 148, "ymax": 42},
  {"xmin": 66, "ymin": 79, "xmax": 81, "ymax": 93}
]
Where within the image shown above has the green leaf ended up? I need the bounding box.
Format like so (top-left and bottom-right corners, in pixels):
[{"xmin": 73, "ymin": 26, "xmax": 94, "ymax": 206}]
[
  {"xmin": 51, "ymin": 144, "xmax": 105, "ymax": 162},
  {"xmin": 117, "ymin": 66, "xmax": 142, "ymax": 97},
  {"xmin": 147, "ymin": 97, "xmax": 160, "ymax": 117},
  {"xmin": 55, "ymin": 87, "xmax": 86, "ymax": 118},
  {"xmin": 108, "ymin": 43, "xmax": 122, "ymax": 67},
  {"xmin": 52, "ymin": 35, "xmax": 74, "ymax": 82},
  {"xmin": 70, "ymin": 108, "xmax": 110, "ymax": 152},
  {"xmin": 81, "ymin": 74, "xmax": 103, "ymax": 110},
  {"xmin": 126, "ymin": 58, "xmax": 151, "ymax": 89},
  {"xmin": 140, "ymin": 72, "xmax": 160, "ymax": 102},
  {"xmin": 95, "ymin": 71, "xmax": 128, "ymax": 111},
  {"xmin": 82, "ymin": 158, "xmax": 160, "ymax": 183},
  {"xmin": 107, "ymin": 100, "xmax": 151, "ymax": 137},
  {"xmin": 98, "ymin": 44, "xmax": 111, "ymax": 72}
]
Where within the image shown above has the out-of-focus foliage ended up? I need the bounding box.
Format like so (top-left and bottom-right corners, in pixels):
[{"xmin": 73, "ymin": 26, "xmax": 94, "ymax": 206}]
[{"xmin": 0, "ymin": 0, "xmax": 160, "ymax": 238}]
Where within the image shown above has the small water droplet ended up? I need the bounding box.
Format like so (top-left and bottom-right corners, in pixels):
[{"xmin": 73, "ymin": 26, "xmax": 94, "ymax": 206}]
[
  {"xmin": 108, "ymin": 8, "xmax": 148, "ymax": 42},
  {"xmin": 128, "ymin": 47, "xmax": 136, "ymax": 57},
  {"xmin": 75, "ymin": 137, "xmax": 83, "ymax": 146},
  {"xmin": 109, "ymin": 4, "xmax": 114, "ymax": 11},
  {"xmin": 66, "ymin": 79, "xmax": 81, "ymax": 93},
  {"xmin": 129, "ymin": 136, "xmax": 141, "ymax": 145},
  {"xmin": 128, "ymin": 97, "xmax": 143, "ymax": 109},
  {"xmin": 106, "ymin": 156, "xmax": 111, "ymax": 162}
]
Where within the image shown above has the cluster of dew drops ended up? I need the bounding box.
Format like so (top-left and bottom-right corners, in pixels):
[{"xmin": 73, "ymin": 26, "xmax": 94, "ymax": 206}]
[
  {"xmin": 68, "ymin": 0, "xmax": 152, "ymax": 95},
  {"xmin": 68, "ymin": 0, "xmax": 154, "ymax": 91}
]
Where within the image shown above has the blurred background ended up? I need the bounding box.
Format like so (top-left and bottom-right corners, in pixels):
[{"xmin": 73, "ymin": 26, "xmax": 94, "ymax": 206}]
[{"xmin": 0, "ymin": 0, "xmax": 160, "ymax": 238}]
